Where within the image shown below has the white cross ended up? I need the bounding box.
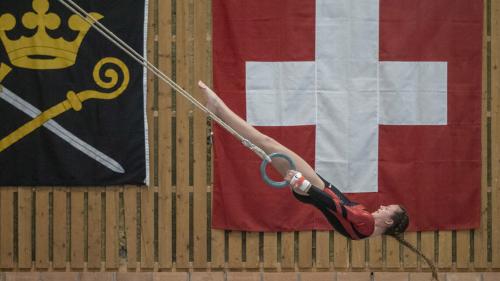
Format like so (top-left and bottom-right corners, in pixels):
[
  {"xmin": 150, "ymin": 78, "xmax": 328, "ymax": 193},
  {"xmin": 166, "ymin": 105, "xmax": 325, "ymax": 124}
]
[{"xmin": 245, "ymin": 0, "xmax": 447, "ymax": 193}]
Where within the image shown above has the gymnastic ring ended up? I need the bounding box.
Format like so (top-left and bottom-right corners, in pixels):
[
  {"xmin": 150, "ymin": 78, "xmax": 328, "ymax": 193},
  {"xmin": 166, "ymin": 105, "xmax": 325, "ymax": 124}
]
[{"xmin": 260, "ymin": 153, "xmax": 296, "ymax": 188}]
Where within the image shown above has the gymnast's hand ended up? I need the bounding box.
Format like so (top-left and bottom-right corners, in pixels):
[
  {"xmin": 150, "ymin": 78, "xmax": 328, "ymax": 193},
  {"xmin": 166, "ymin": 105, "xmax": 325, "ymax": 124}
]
[{"xmin": 285, "ymin": 170, "xmax": 311, "ymax": 195}]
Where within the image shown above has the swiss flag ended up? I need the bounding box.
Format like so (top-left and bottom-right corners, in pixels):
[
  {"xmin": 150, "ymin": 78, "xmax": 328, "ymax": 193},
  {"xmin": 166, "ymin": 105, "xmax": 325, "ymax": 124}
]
[{"xmin": 212, "ymin": 0, "xmax": 482, "ymax": 231}]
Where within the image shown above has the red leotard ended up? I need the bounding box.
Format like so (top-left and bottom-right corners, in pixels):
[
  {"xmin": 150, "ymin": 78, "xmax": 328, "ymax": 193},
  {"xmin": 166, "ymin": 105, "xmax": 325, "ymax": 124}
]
[{"xmin": 293, "ymin": 178, "xmax": 374, "ymax": 240}]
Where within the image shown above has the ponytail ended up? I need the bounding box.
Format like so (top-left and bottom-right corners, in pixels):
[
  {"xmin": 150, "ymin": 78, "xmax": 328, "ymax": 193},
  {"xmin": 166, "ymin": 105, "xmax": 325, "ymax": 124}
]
[
  {"xmin": 390, "ymin": 234, "xmax": 439, "ymax": 281},
  {"xmin": 384, "ymin": 206, "xmax": 439, "ymax": 281}
]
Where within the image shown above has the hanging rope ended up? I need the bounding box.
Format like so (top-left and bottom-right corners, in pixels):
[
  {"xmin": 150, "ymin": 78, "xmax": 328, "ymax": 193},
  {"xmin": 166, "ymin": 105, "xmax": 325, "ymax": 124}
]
[{"xmin": 56, "ymin": 0, "xmax": 271, "ymax": 163}]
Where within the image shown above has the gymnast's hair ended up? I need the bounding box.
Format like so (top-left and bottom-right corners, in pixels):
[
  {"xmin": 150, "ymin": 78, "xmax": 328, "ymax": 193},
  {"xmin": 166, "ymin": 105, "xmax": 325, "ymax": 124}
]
[{"xmin": 384, "ymin": 206, "xmax": 439, "ymax": 281}]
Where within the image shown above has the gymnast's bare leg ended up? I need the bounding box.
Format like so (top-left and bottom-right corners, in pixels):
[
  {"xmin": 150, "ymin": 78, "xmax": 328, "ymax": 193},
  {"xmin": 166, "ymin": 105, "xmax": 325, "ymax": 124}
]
[{"xmin": 198, "ymin": 81, "xmax": 325, "ymax": 191}]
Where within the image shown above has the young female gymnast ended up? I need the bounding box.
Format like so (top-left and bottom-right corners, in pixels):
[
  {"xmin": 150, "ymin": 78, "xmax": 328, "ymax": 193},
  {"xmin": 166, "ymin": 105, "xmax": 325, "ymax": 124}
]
[{"xmin": 198, "ymin": 80, "xmax": 438, "ymax": 280}]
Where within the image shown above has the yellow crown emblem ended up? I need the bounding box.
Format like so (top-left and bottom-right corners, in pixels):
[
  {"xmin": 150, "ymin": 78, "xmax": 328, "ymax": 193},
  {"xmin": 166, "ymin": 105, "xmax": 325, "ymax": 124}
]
[{"xmin": 0, "ymin": 0, "xmax": 103, "ymax": 70}]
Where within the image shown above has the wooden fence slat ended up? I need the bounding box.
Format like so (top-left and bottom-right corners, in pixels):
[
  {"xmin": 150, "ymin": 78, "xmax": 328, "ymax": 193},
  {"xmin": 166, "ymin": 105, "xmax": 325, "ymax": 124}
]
[
  {"xmin": 174, "ymin": 0, "xmax": 192, "ymax": 268},
  {"xmin": 146, "ymin": 0, "xmax": 156, "ymax": 190},
  {"xmin": 403, "ymin": 232, "xmax": 417, "ymax": 269},
  {"xmin": 228, "ymin": 231, "xmax": 242, "ymax": 268},
  {"xmin": 192, "ymin": 0, "xmax": 209, "ymax": 268},
  {"xmin": 368, "ymin": 236, "xmax": 382, "ymax": 269},
  {"xmin": 144, "ymin": 0, "xmax": 156, "ymax": 270},
  {"xmin": 385, "ymin": 235, "xmax": 400, "ymax": 269},
  {"xmin": 105, "ymin": 188, "xmax": 120, "ymax": 269},
  {"xmin": 0, "ymin": 188, "xmax": 14, "ymax": 269},
  {"xmin": 492, "ymin": 0, "xmax": 500, "ymax": 268},
  {"xmin": 475, "ymin": 0, "xmax": 490, "ymax": 269},
  {"xmin": 298, "ymin": 231, "xmax": 312, "ymax": 268},
  {"xmin": 70, "ymin": 189, "xmax": 85, "ymax": 269},
  {"xmin": 351, "ymin": 239, "xmax": 365, "ymax": 269},
  {"xmin": 124, "ymin": 186, "xmax": 138, "ymax": 269},
  {"xmin": 280, "ymin": 232, "xmax": 294, "ymax": 269},
  {"xmin": 333, "ymin": 233, "xmax": 348, "ymax": 268},
  {"xmin": 210, "ymin": 229, "xmax": 225, "ymax": 269},
  {"xmin": 245, "ymin": 232, "xmax": 259, "ymax": 269},
  {"xmin": 438, "ymin": 231, "xmax": 452, "ymax": 269},
  {"xmin": 35, "ymin": 188, "xmax": 49, "ymax": 269},
  {"xmin": 17, "ymin": 188, "xmax": 32, "ymax": 269},
  {"xmin": 87, "ymin": 189, "xmax": 102, "ymax": 270},
  {"xmin": 420, "ymin": 232, "xmax": 435, "ymax": 269},
  {"xmin": 455, "ymin": 231, "xmax": 470, "ymax": 269},
  {"xmin": 315, "ymin": 231, "xmax": 329, "ymax": 269},
  {"xmin": 141, "ymin": 188, "xmax": 154, "ymax": 269},
  {"xmin": 263, "ymin": 233, "xmax": 277, "ymax": 269},
  {"xmin": 157, "ymin": 0, "xmax": 173, "ymax": 269},
  {"xmin": 52, "ymin": 188, "xmax": 67, "ymax": 269}
]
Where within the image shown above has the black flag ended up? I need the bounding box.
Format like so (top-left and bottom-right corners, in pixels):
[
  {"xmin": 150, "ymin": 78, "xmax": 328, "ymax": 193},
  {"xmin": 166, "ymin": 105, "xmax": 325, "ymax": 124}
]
[{"xmin": 0, "ymin": 0, "xmax": 148, "ymax": 186}]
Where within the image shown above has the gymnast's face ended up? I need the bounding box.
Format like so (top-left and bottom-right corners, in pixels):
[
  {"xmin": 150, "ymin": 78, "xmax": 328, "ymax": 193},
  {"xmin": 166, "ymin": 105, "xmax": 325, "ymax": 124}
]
[{"xmin": 373, "ymin": 204, "xmax": 401, "ymax": 222}]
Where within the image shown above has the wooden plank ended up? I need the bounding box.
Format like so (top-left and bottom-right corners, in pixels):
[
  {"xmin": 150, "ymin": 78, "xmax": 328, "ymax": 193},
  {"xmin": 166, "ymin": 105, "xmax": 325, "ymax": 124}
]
[
  {"xmin": 143, "ymin": 0, "xmax": 155, "ymax": 265},
  {"xmin": 351, "ymin": 239, "xmax": 365, "ymax": 269},
  {"xmin": 210, "ymin": 229, "xmax": 225, "ymax": 269},
  {"xmin": 174, "ymin": 0, "xmax": 192, "ymax": 269},
  {"xmin": 263, "ymin": 232, "xmax": 277, "ymax": 269},
  {"xmin": 192, "ymin": 0, "xmax": 209, "ymax": 268},
  {"xmin": 154, "ymin": 272, "xmax": 189, "ymax": 281},
  {"xmin": 35, "ymin": 188, "xmax": 50, "ymax": 269},
  {"xmin": 226, "ymin": 272, "xmax": 260, "ymax": 281},
  {"xmin": 70, "ymin": 189, "xmax": 85, "ymax": 269},
  {"xmin": 455, "ymin": 230, "xmax": 470, "ymax": 269},
  {"xmin": 0, "ymin": 188, "xmax": 14, "ymax": 269},
  {"xmin": 280, "ymin": 232, "xmax": 294, "ymax": 269},
  {"xmin": 300, "ymin": 272, "xmax": 335, "ymax": 281},
  {"xmin": 333, "ymin": 233, "xmax": 348, "ymax": 268},
  {"xmin": 315, "ymin": 231, "xmax": 329, "ymax": 269},
  {"xmin": 80, "ymin": 272, "xmax": 113, "ymax": 281},
  {"xmin": 228, "ymin": 231, "xmax": 242, "ymax": 268},
  {"xmin": 124, "ymin": 186, "xmax": 138, "ymax": 269},
  {"xmin": 437, "ymin": 231, "xmax": 452, "ymax": 269},
  {"xmin": 245, "ymin": 232, "xmax": 259, "ymax": 269},
  {"xmin": 41, "ymin": 272, "xmax": 80, "ymax": 281},
  {"xmin": 17, "ymin": 188, "xmax": 32, "ymax": 269},
  {"xmin": 420, "ymin": 231, "xmax": 435, "ymax": 269},
  {"xmin": 141, "ymin": 188, "xmax": 154, "ymax": 269},
  {"xmin": 403, "ymin": 232, "xmax": 418, "ymax": 269},
  {"xmin": 298, "ymin": 231, "xmax": 312, "ymax": 268},
  {"xmin": 52, "ymin": 188, "xmax": 68, "ymax": 269},
  {"xmin": 87, "ymin": 189, "xmax": 102, "ymax": 270},
  {"xmin": 146, "ymin": 0, "xmax": 156, "ymax": 190},
  {"xmin": 336, "ymin": 272, "xmax": 371, "ymax": 281},
  {"xmin": 157, "ymin": 0, "xmax": 173, "ymax": 269},
  {"xmin": 385, "ymin": 235, "xmax": 400, "ymax": 269},
  {"xmin": 373, "ymin": 272, "xmax": 408, "ymax": 281},
  {"xmin": 368, "ymin": 236, "xmax": 382, "ymax": 269},
  {"xmin": 263, "ymin": 272, "xmax": 297, "ymax": 281},
  {"xmin": 475, "ymin": 0, "xmax": 490, "ymax": 269},
  {"xmin": 492, "ymin": 0, "xmax": 500, "ymax": 268},
  {"xmin": 191, "ymin": 272, "xmax": 224, "ymax": 281},
  {"xmin": 446, "ymin": 273, "xmax": 482, "ymax": 281},
  {"xmin": 105, "ymin": 187, "xmax": 120, "ymax": 269},
  {"xmin": 116, "ymin": 273, "xmax": 153, "ymax": 281}
]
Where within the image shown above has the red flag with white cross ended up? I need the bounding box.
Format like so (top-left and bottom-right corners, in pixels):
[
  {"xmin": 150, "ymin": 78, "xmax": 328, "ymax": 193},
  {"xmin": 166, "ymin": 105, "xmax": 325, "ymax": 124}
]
[{"xmin": 211, "ymin": 0, "xmax": 482, "ymax": 231}]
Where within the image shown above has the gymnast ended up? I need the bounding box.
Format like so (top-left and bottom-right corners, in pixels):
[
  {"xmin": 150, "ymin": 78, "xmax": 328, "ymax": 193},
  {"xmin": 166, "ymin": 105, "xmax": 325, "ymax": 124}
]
[{"xmin": 198, "ymin": 80, "xmax": 438, "ymax": 280}]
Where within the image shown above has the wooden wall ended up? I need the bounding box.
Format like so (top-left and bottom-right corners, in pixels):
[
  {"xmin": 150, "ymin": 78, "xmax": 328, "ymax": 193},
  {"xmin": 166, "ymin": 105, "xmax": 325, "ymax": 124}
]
[{"xmin": 0, "ymin": 0, "xmax": 499, "ymax": 273}]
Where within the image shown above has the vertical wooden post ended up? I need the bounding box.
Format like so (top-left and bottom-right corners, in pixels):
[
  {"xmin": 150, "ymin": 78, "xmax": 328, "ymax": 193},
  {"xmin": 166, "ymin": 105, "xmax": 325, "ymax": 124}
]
[
  {"xmin": 35, "ymin": 188, "xmax": 50, "ymax": 269},
  {"xmin": 18, "ymin": 188, "xmax": 32, "ymax": 269}
]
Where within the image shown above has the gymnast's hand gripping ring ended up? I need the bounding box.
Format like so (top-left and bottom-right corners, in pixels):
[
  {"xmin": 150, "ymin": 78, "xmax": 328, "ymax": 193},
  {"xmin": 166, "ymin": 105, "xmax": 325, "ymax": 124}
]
[{"xmin": 260, "ymin": 153, "xmax": 296, "ymax": 188}]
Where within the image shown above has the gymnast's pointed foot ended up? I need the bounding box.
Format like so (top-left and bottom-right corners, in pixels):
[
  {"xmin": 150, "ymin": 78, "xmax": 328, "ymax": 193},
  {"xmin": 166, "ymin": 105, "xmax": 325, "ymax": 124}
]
[{"xmin": 198, "ymin": 80, "xmax": 221, "ymax": 115}]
